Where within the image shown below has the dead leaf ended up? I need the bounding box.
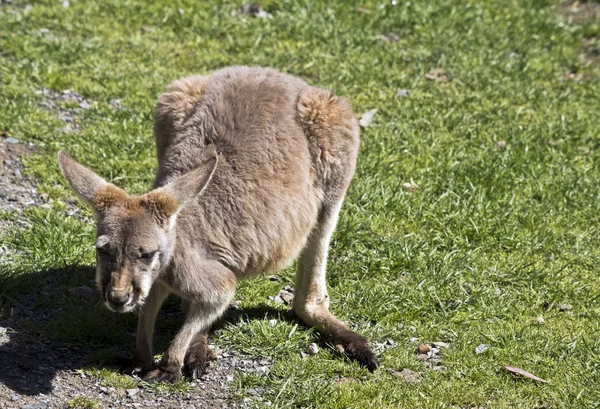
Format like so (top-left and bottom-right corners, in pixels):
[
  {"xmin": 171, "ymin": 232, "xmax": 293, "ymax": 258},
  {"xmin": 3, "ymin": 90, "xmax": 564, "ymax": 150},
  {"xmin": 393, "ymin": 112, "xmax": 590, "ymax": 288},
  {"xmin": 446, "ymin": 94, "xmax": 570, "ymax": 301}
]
[
  {"xmin": 425, "ymin": 68, "xmax": 448, "ymax": 82},
  {"xmin": 387, "ymin": 368, "xmax": 420, "ymax": 384},
  {"xmin": 402, "ymin": 182, "xmax": 420, "ymax": 193},
  {"xmin": 359, "ymin": 109, "xmax": 378, "ymax": 127},
  {"xmin": 356, "ymin": 6, "xmax": 371, "ymax": 13},
  {"xmin": 417, "ymin": 344, "xmax": 431, "ymax": 354},
  {"xmin": 504, "ymin": 366, "xmax": 548, "ymax": 383}
]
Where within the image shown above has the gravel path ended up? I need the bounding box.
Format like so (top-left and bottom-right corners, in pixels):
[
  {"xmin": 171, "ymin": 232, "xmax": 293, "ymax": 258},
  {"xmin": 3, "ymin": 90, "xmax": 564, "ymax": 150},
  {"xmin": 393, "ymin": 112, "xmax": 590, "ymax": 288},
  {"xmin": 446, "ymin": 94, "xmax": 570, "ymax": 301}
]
[{"xmin": 0, "ymin": 90, "xmax": 272, "ymax": 409}]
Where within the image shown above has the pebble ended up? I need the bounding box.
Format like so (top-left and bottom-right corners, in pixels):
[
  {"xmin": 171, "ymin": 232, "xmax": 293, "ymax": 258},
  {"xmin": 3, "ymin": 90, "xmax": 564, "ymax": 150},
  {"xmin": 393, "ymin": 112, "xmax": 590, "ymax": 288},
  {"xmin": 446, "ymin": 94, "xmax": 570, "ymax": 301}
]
[
  {"xmin": 558, "ymin": 303, "xmax": 572, "ymax": 311},
  {"xmin": 247, "ymin": 387, "xmax": 264, "ymax": 396},
  {"xmin": 127, "ymin": 388, "xmax": 139, "ymax": 398},
  {"xmin": 474, "ymin": 344, "xmax": 490, "ymax": 355},
  {"xmin": 255, "ymin": 366, "xmax": 268, "ymax": 376},
  {"xmin": 307, "ymin": 343, "xmax": 319, "ymax": 355},
  {"xmin": 5, "ymin": 138, "xmax": 19, "ymax": 144},
  {"xmin": 396, "ymin": 89, "xmax": 410, "ymax": 98}
]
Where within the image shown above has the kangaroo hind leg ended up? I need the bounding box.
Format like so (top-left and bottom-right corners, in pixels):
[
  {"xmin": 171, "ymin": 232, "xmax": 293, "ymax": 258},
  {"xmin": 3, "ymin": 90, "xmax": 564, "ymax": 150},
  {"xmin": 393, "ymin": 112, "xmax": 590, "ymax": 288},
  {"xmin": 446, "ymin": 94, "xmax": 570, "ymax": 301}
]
[{"xmin": 293, "ymin": 201, "xmax": 378, "ymax": 371}]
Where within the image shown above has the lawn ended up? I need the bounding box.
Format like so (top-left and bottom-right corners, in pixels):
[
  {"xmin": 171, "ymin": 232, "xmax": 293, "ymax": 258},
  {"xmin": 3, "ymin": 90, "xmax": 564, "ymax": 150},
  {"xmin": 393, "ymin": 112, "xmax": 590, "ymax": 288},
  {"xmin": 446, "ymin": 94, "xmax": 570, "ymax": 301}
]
[{"xmin": 1, "ymin": 0, "xmax": 599, "ymax": 408}]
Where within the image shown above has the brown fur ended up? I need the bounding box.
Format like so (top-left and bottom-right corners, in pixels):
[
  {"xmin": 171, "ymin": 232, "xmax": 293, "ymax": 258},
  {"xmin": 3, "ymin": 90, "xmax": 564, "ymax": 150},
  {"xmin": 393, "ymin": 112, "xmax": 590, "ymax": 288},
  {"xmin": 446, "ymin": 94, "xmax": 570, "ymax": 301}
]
[{"xmin": 57, "ymin": 66, "xmax": 378, "ymax": 382}]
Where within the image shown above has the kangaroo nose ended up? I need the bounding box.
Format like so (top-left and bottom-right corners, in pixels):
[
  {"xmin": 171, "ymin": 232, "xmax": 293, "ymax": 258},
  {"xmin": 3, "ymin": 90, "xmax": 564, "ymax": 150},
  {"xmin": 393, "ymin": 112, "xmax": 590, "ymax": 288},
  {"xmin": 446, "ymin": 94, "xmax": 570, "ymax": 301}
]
[{"xmin": 108, "ymin": 291, "xmax": 130, "ymax": 307}]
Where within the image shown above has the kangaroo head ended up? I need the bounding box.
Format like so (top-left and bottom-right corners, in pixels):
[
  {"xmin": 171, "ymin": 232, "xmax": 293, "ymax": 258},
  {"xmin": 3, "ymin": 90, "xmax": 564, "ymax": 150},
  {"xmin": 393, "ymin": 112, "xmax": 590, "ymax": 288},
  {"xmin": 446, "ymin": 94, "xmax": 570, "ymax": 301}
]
[{"xmin": 57, "ymin": 150, "xmax": 218, "ymax": 312}]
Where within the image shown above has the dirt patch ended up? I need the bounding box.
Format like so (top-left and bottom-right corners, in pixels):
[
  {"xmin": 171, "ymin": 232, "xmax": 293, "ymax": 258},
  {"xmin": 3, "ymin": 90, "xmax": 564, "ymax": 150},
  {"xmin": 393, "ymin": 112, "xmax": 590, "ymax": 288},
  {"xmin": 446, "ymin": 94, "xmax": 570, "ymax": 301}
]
[
  {"xmin": 0, "ymin": 277, "xmax": 275, "ymax": 408},
  {"xmin": 558, "ymin": 1, "xmax": 600, "ymax": 25},
  {"xmin": 0, "ymin": 136, "xmax": 43, "ymax": 236},
  {"xmin": 581, "ymin": 36, "xmax": 600, "ymax": 66}
]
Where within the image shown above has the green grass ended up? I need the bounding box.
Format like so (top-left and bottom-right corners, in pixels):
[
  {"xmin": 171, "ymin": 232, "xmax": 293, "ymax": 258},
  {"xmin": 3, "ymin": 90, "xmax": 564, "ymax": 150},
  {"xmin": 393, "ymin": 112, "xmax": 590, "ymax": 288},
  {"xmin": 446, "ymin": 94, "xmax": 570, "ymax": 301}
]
[
  {"xmin": 66, "ymin": 396, "xmax": 99, "ymax": 409},
  {"xmin": 1, "ymin": 0, "xmax": 599, "ymax": 408}
]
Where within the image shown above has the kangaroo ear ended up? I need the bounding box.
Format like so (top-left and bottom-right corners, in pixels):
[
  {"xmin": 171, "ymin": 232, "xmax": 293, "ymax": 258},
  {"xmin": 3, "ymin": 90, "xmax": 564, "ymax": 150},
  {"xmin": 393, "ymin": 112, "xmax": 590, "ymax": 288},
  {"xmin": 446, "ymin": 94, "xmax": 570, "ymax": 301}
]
[
  {"xmin": 160, "ymin": 153, "xmax": 219, "ymax": 210},
  {"xmin": 57, "ymin": 150, "xmax": 128, "ymax": 212}
]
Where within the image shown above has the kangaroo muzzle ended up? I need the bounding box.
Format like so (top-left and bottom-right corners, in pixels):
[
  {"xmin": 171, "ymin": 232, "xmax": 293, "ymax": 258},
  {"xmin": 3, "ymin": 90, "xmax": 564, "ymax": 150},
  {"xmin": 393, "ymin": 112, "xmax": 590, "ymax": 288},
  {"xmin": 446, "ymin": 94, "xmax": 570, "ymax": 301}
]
[{"xmin": 106, "ymin": 270, "xmax": 134, "ymax": 310}]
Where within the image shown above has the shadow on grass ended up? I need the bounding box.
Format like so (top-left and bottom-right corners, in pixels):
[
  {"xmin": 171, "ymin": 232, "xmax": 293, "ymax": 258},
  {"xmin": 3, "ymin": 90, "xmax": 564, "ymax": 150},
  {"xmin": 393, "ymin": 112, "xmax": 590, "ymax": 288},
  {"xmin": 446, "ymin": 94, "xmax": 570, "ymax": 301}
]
[
  {"xmin": 0, "ymin": 265, "xmax": 306, "ymax": 396},
  {"xmin": 0, "ymin": 264, "xmax": 180, "ymax": 396}
]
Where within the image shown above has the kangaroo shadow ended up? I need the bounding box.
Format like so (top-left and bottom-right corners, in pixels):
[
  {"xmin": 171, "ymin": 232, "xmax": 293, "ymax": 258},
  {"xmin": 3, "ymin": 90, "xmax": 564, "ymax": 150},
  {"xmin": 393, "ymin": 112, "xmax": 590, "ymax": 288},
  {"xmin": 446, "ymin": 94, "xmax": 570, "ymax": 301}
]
[
  {"xmin": 0, "ymin": 265, "xmax": 309, "ymax": 397},
  {"xmin": 0, "ymin": 265, "xmax": 183, "ymax": 396}
]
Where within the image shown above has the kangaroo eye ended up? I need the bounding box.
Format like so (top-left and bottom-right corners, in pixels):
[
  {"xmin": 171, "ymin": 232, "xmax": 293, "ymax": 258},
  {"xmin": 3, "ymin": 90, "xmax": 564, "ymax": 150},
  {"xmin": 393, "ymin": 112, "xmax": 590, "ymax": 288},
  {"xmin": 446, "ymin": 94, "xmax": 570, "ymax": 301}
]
[
  {"xmin": 96, "ymin": 246, "xmax": 111, "ymax": 255},
  {"xmin": 139, "ymin": 251, "xmax": 156, "ymax": 260}
]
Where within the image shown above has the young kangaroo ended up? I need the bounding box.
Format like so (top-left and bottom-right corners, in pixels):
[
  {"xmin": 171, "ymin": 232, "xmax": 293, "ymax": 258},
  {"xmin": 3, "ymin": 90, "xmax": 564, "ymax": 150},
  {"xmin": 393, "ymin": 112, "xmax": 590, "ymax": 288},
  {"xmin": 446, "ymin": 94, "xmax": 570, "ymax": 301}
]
[{"xmin": 57, "ymin": 66, "xmax": 378, "ymax": 382}]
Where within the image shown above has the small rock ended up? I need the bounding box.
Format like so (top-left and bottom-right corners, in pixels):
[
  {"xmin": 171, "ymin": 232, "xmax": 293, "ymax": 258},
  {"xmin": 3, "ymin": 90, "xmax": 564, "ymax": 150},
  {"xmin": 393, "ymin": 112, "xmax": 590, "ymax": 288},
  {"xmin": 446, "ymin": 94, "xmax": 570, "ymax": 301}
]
[
  {"xmin": 5, "ymin": 137, "xmax": 19, "ymax": 144},
  {"xmin": 416, "ymin": 353, "xmax": 429, "ymax": 361},
  {"xmin": 226, "ymin": 375, "xmax": 234, "ymax": 382},
  {"xmin": 307, "ymin": 343, "xmax": 319, "ymax": 355},
  {"xmin": 537, "ymin": 316, "xmax": 545, "ymax": 325},
  {"xmin": 432, "ymin": 341, "xmax": 449, "ymax": 348},
  {"xmin": 428, "ymin": 358, "xmax": 441, "ymax": 367},
  {"xmin": 255, "ymin": 366, "xmax": 268, "ymax": 376},
  {"xmin": 558, "ymin": 303, "xmax": 572, "ymax": 311},
  {"xmin": 0, "ymin": 327, "xmax": 6, "ymax": 335},
  {"xmin": 272, "ymin": 295, "xmax": 284, "ymax": 304},
  {"xmin": 268, "ymin": 319, "xmax": 277, "ymax": 326},
  {"xmin": 247, "ymin": 387, "xmax": 264, "ymax": 396},
  {"xmin": 385, "ymin": 339, "xmax": 394, "ymax": 346},
  {"xmin": 396, "ymin": 89, "xmax": 410, "ymax": 98},
  {"xmin": 126, "ymin": 388, "xmax": 138, "ymax": 398},
  {"xmin": 495, "ymin": 140, "xmax": 507, "ymax": 148},
  {"xmin": 79, "ymin": 101, "xmax": 91, "ymax": 109},
  {"xmin": 417, "ymin": 344, "xmax": 431, "ymax": 354},
  {"xmin": 474, "ymin": 344, "xmax": 490, "ymax": 355},
  {"xmin": 402, "ymin": 182, "xmax": 420, "ymax": 192},
  {"xmin": 110, "ymin": 99, "xmax": 122, "ymax": 109}
]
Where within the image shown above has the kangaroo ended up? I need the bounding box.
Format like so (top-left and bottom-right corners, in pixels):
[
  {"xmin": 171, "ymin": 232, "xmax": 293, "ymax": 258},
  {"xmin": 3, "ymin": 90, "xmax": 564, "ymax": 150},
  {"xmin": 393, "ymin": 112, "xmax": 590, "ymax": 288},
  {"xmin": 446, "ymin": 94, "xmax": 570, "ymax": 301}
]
[{"xmin": 57, "ymin": 66, "xmax": 378, "ymax": 382}]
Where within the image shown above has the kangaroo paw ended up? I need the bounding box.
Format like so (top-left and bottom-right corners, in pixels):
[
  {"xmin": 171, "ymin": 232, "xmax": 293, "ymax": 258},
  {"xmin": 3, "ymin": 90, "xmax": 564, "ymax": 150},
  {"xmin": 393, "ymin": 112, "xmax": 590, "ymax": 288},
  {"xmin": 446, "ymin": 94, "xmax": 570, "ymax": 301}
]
[
  {"xmin": 143, "ymin": 366, "xmax": 182, "ymax": 384},
  {"xmin": 336, "ymin": 332, "xmax": 379, "ymax": 372}
]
